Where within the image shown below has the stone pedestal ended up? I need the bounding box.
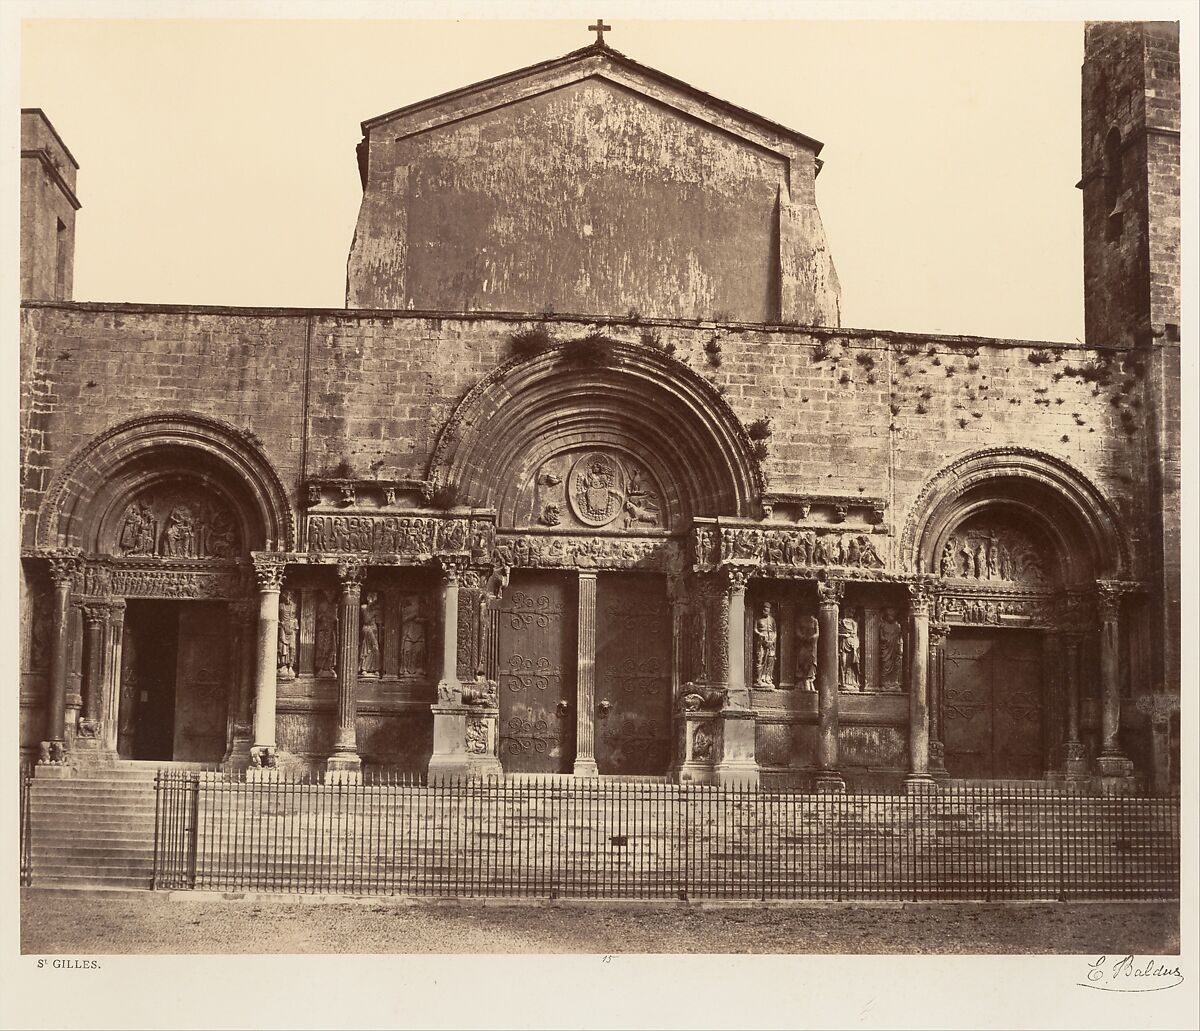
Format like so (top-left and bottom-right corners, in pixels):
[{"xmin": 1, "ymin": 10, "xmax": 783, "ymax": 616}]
[
  {"xmin": 715, "ymin": 707, "xmax": 759, "ymax": 787},
  {"xmin": 671, "ymin": 709, "xmax": 720, "ymax": 785},
  {"xmin": 428, "ymin": 704, "xmax": 470, "ymax": 782},
  {"xmin": 464, "ymin": 707, "xmax": 503, "ymax": 779}
]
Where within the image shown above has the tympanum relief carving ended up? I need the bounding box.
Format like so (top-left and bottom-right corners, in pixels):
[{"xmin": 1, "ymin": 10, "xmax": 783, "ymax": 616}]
[
  {"xmin": 116, "ymin": 487, "xmax": 242, "ymax": 559},
  {"xmin": 518, "ymin": 450, "xmax": 665, "ymax": 531},
  {"xmin": 938, "ymin": 517, "xmax": 1052, "ymax": 585}
]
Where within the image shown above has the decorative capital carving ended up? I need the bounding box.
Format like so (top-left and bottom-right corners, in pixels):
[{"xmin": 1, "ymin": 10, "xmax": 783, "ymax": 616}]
[
  {"xmin": 81, "ymin": 603, "xmax": 108, "ymax": 629},
  {"xmin": 719, "ymin": 563, "xmax": 755, "ymax": 592},
  {"xmin": 1135, "ymin": 693, "xmax": 1180, "ymax": 725},
  {"xmin": 251, "ymin": 554, "xmax": 287, "ymax": 592},
  {"xmin": 459, "ymin": 570, "xmax": 484, "ymax": 591},
  {"xmin": 1095, "ymin": 580, "xmax": 1124, "ymax": 621},
  {"xmin": 907, "ymin": 582, "xmax": 935, "ymax": 618},
  {"xmin": 336, "ymin": 557, "xmax": 365, "ymax": 588},
  {"xmin": 928, "ymin": 621, "xmax": 951, "ymax": 643},
  {"xmin": 436, "ymin": 555, "xmax": 468, "ymax": 583},
  {"xmin": 816, "ymin": 579, "xmax": 844, "ymax": 606},
  {"xmin": 43, "ymin": 549, "xmax": 82, "ymax": 587}
]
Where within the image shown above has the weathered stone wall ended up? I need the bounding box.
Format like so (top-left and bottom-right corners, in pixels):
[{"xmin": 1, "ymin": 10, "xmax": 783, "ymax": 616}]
[
  {"xmin": 347, "ymin": 48, "xmax": 839, "ymax": 325},
  {"xmin": 21, "ymin": 304, "xmax": 1154, "ymax": 569}
]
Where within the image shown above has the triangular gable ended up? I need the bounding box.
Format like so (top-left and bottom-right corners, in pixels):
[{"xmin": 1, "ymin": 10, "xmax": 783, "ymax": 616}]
[{"xmin": 361, "ymin": 42, "xmax": 824, "ymax": 164}]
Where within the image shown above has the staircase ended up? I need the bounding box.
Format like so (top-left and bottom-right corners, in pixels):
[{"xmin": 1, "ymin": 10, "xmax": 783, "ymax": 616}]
[{"xmin": 25, "ymin": 764, "xmax": 191, "ymax": 890}]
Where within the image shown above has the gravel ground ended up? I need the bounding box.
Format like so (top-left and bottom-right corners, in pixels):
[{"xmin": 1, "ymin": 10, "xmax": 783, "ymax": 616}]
[{"xmin": 20, "ymin": 889, "xmax": 1179, "ymax": 955}]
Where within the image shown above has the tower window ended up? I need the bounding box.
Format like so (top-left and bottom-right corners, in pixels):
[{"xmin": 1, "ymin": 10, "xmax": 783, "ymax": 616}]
[{"xmin": 1104, "ymin": 127, "xmax": 1124, "ymax": 239}]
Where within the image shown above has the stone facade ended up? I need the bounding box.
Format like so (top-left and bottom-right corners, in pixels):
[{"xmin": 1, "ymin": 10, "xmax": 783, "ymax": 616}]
[{"xmin": 18, "ymin": 28, "xmax": 1180, "ymax": 792}]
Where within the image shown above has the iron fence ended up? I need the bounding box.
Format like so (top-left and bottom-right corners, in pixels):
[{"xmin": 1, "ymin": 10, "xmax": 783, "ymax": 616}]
[
  {"xmin": 19, "ymin": 766, "xmax": 34, "ymax": 888},
  {"xmin": 151, "ymin": 772, "xmax": 1179, "ymax": 901}
]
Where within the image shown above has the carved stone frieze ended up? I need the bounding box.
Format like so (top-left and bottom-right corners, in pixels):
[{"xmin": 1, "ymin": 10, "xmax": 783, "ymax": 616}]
[
  {"xmin": 692, "ymin": 522, "xmax": 887, "ymax": 574},
  {"xmin": 111, "ymin": 565, "xmax": 244, "ymax": 600},
  {"xmin": 492, "ymin": 533, "xmax": 682, "ymax": 572},
  {"xmin": 304, "ymin": 513, "xmax": 494, "ymax": 562},
  {"xmin": 116, "ymin": 485, "xmax": 242, "ymax": 559},
  {"xmin": 934, "ymin": 590, "xmax": 1059, "ymax": 628}
]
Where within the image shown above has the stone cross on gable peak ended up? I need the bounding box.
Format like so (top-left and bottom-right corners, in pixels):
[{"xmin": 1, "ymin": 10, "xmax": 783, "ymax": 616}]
[{"xmin": 589, "ymin": 19, "xmax": 612, "ymax": 46}]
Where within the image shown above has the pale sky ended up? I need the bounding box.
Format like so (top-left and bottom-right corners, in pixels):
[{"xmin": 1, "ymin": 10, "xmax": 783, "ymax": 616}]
[{"xmin": 21, "ymin": 17, "xmax": 1087, "ymax": 342}]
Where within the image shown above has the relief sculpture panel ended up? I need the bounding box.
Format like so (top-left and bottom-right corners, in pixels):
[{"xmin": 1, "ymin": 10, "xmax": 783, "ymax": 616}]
[
  {"xmin": 938, "ymin": 516, "xmax": 1053, "ymax": 585},
  {"xmin": 514, "ymin": 449, "xmax": 668, "ymax": 531},
  {"xmin": 115, "ymin": 486, "xmax": 242, "ymax": 559}
]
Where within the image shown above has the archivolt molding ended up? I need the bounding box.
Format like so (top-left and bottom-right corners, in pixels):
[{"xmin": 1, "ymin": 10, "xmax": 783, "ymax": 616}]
[
  {"xmin": 35, "ymin": 411, "xmax": 296, "ymax": 553},
  {"xmin": 899, "ymin": 447, "xmax": 1130, "ymax": 581},
  {"xmin": 427, "ymin": 341, "xmax": 764, "ymax": 526}
]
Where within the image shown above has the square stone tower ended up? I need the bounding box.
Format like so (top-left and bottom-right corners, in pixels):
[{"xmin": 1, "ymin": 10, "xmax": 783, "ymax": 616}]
[
  {"xmin": 1079, "ymin": 22, "xmax": 1180, "ymax": 716},
  {"xmin": 20, "ymin": 109, "xmax": 81, "ymax": 302}
]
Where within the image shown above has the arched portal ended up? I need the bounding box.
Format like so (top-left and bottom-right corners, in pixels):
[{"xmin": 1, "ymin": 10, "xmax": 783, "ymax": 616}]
[
  {"xmin": 34, "ymin": 413, "xmax": 294, "ymax": 764},
  {"xmin": 428, "ymin": 341, "xmax": 761, "ymax": 775},
  {"xmin": 427, "ymin": 342, "xmax": 763, "ymax": 528},
  {"xmin": 902, "ymin": 448, "xmax": 1131, "ymax": 780}
]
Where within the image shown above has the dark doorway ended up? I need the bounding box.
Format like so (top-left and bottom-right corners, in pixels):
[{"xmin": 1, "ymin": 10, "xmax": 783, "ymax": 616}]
[
  {"xmin": 118, "ymin": 600, "xmax": 230, "ymax": 762},
  {"xmin": 497, "ymin": 572, "xmax": 577, "ymax": 773},
  {"xmin": 595, "ymin": 573, "xmax": 672, "ymax": 775},
  {"xmin": 942, "ymin": 630, "xmax": 1044, "ymax": 779}
]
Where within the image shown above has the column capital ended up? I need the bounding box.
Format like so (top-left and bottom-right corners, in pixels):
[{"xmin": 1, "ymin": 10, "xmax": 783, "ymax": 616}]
[
  {"xmin": 928, "ymin": 621, "xmax": 951, "ymax": 644},
  {"xmin": 81, "ymin": 603, "xmax": 108, "ymax": 629},
  {"xmin": 1135, "ymin": 692, "xmax": 1180, "ymax": 726},
  {"xmin": 718, "ymin": 563, "xmax": 756, "ymax": 592},
  {"xmin": 435, "ymin": 555, "xmax": 468, "ymax": 583},
  {"xmin": 907, "ymin": 581, "xmax": 936, "ymax": 617},
  {"xmin": 816, "ymin": 579, "xmax": 844, "ymax": 605},
  {"xmin": 1095, "ymin": 579, "xmax": 1126, "ymax": 620},
  {"xmin": 335, "ymin": 556, "xmax": 366, "ymax": 587},
  {"xmin": 251, "ymin": 554, "xmax": 287, "ymax": 592},
  {"xmin": 42, "ymin": 549, "xmax": 83, "ymax": 587}
]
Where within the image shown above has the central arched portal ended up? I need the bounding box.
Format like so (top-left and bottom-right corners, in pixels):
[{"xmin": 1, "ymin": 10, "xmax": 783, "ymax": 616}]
[{"xmin": 430, "ymin": 342, "xmax": 760, "ymax": 775}]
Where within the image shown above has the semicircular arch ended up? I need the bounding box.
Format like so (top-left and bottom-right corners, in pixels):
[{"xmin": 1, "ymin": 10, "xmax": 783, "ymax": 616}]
[
  {"xmin": 900, "ymin": 447, "xmax": 1130, "ymax": 582},
  {"xmin": 36, "ymin": 412, "xmax": 296, "ymax": 553},
  {"xmin": 428, "ymin": 343, "xmax": 763, "ymax": 528}
]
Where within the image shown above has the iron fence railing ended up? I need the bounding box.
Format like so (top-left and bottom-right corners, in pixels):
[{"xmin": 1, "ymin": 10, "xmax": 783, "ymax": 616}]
[
  {"xmin": 151, "ymin": 772, "xmax": 1180, "ymax": 902},
  {"xmin": 20, "ymin": 765, "xmax": 34, "ymax": 887}
]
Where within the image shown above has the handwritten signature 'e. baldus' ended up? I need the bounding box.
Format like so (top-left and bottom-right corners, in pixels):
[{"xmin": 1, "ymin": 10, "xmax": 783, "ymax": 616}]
[{"xmin": 1080, "ymin": 955, "xmax": 1185, "ymax": 992}]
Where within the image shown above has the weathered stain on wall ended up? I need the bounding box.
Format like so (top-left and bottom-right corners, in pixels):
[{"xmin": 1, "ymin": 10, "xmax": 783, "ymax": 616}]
[{"xmin": 347, "ymin": 52, "xmax": 840, "ymax": 325}]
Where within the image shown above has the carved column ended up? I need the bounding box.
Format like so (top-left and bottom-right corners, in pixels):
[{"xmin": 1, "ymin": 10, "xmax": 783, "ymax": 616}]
[
  {"xmin": 328, "ymin": 559, "xmax": 364, "ymax": 780},
  {"xmin": 75, "ymin": 604, "xmax": 107, "ymax": 750},
  {"xmin": 905, "ymin": 585, "xmax": 936, "ymax": 792},
  {"xmin": 428, "ymin": 558, "xmax": 469, "ymax": 782},
  {"xmin": 574, "ymin": 572, "xmax": 599, "ymax": 777},
  {"xmin": 223, "ymin": 599, "xmax": 256, "ymax": 768},
  {"xmin": 927, "ymin": 621, "xmax": 949, "ymax": 777},
  {"xmin": 723, "ymin": 565, "xmax": 751, "ymax": 709},
  {"xmin": 1136, "ymin": 693, "xmax": 1180, "ymax": 796},
  {"xmin": 38, "ymin": 552, "xmax": 80, "ymax": 771},
  {"xmin": 1095, "ymin": 582, "xmax": 1133, "ymax": 779},
  {"xmin": 814, "ymin": 579, "xmax": 845, "ymax": 793},
  {"xmin": 1061, "ymin": 633, "xmax": 1088, "ymax": 779},
  {"xmin": 101, "ymin": 600, "xmax": 125, "ymax": 754},
  {"xmin": 715, "ymin": 565, "xmax": 758, "ymax": 787},
  {"xmin": 249, "ymin": 555, "xmax": 284, "ymax": 773}
]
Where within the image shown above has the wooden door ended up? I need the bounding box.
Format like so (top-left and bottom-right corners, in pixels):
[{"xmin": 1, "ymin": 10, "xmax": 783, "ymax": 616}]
[
  {"xmin": 595, "ymin": 574, "xmax": 672, "ymax": 775},
  {"xmin": 497, "ymin": 573, "xmax": 576, "ymax": 773},
  {"xmin": 173, "ymin": 602, "xmax": 230, "ymax": 762},
  {"xmin": 943, "ymin": 630, "xmax": 1043, "ymax": 779}
]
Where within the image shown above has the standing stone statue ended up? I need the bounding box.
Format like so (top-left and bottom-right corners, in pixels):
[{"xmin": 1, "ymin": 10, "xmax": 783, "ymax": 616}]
[
  {"xmin": 399, "ymin": 594, "xmax": 427, "ymax": 676},
  {"xmin": 879, "ymin": 607, "xmax": 904, "ymax": 692},
  {"xmin": 277, "ymin": 590, "xmax": 299, "ymax": 679},
  {"xmin": 314, "ymin": 590, "xmax": 338, "ymax": 677},
  {"xmin": 795, "ymin": 613, "xmax": 819, "ymax": 691},
  {"xmin": 753, "ymin": 602, "xmax": 778, "ymax": 688},
  {"xmin": 839, "ymin": 614, "xmax": 861, "ymax": 691},
  {"xmin": 359, "ymin": 591, "xmax": 382, "ymax": 676}
]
